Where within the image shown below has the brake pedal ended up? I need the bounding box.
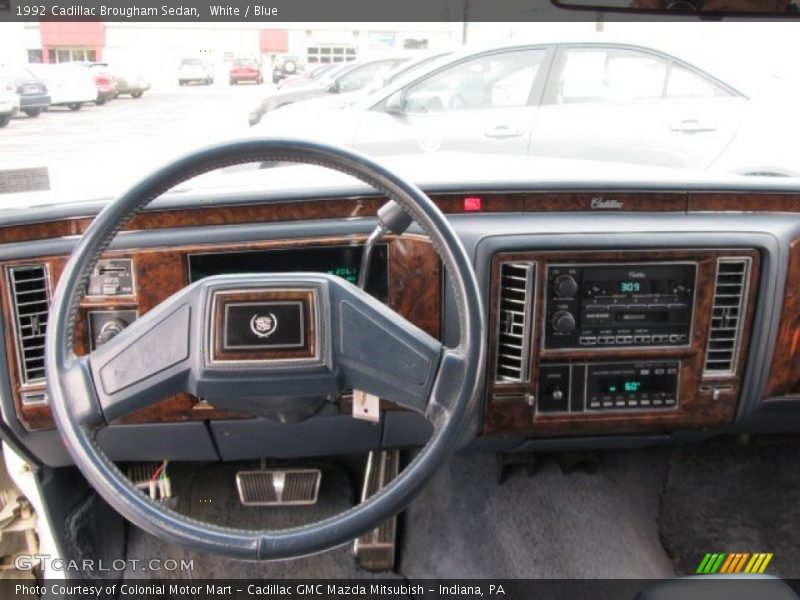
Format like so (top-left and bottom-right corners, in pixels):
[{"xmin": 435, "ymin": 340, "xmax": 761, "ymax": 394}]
[
  {"xmin": 353, "ymin": 450, "xmax": 399, "ymax": 571},
  {"xmin": 235, "ymin": 469, "xmax": 321, "ymax": 506}
]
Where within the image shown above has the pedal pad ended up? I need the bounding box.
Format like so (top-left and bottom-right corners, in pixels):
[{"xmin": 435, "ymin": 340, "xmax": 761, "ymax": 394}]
[
  {"xmin": 235, "ymin": 469, "xmax": 321, "ymax": 506},
  {"xmin": 354, "ymin": 450, "xmax": 399, "ymax": 571}
]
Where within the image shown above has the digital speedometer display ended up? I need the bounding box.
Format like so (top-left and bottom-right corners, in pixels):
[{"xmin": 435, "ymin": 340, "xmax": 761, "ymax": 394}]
[{"xmin": 188, "ymin": 244, "xmax": 389, "ymax": 301}]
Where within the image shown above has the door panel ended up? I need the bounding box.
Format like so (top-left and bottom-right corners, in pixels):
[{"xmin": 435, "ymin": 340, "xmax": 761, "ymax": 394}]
[
  {"xmin": 354, "ymin": 48, "xmax": 549, "ymax": 157},
  {"xmin": 532, "ymin": 46, "xmax": 743, "ymax": 170}
]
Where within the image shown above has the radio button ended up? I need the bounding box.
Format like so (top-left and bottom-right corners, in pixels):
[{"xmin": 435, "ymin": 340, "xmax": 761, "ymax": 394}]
[{"xmin": 579, "ymin": 336, "xmax": 597, "ymax": 346}]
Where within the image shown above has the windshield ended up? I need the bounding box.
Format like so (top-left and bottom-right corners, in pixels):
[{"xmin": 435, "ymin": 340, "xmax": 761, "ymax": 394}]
[{"xmin": 1, "ymin": 21, "xmax": 799, "ymax": 204}]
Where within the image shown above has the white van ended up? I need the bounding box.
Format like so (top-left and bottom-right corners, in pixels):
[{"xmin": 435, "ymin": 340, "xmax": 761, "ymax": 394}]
[{"xmin": 27, "ymin": 63, "xmax": 96, "ymax": 111}]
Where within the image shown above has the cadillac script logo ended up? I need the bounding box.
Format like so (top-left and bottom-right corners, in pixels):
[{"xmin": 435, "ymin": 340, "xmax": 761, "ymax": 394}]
[
  {"xmin": 250, "ymin": 313, "xmax": 278, "ymax": 338},
  {"xmin": 590, "ymin": 196, "xmax": 624, "ymax": 210}
]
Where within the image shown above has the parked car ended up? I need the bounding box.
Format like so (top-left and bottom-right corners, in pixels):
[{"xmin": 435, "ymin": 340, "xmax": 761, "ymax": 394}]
[
  {"xmin": 254, "ymin": 42, "xmax": 800, "ymax": 177},
  {"xmin": 229, "ymin": 57, "xmax": 263, "ymax": 85},
  {"xmin": 111, "ymin": 66, "xmax": 150, "ymax": 98},
  {"xmin": 0, "ymin": 66, "xmax": 50, "ymax": 117},
  {"xmin": 276, "ymin": 62, "xmax": 338, "ymax": 89},
  {"xmin": 26, "ymin": 63, "xmax": 95, "ymax": 111},
  {"xmin": 178, "ymin": 57, "xmax": 214, "ymax": 86},
  {"xmin": 249, "ymin": 57, "xmax": 409, "ymax": 125},
  {"xmin": 271, "ymin": 54, "xmax": 303, "ymax": 84},
  {"xmin": 86, "ymin": 63, "xmax": 117, "ymax": 105},
  {"xmin": 0, "ymin": 75, "xmax": 20, "ymax": 127},
  {"xmin": 271, "ymin": 52, "xmax": 452, "ymax": 114}
]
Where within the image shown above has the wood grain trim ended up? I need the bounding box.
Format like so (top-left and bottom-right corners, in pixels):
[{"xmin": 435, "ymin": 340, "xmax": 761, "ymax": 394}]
[
  {"xmin": 766, "ymin": 239, "xmax": 800, "ymax": 397},
  {"xmin": 1, "ymin": 234, "xmax": 440, "ymax": 430},
  {"xmin": 525, "ymin": 192, "xmax": 687, "ymax": 213},
  {"xmin": 210, "ymin": 289, "xmax": 317, "ymax": 363},
  {"xmin": 689, "ymin": 193, "xmax": 800, "ymax": 213},
  {"xmin": 485, "ymin": 248, "xmax": 760, "ymax": 437},
  {"xmin": 0, "ymin": 193, "xmax": 525, "ymax": 246}
]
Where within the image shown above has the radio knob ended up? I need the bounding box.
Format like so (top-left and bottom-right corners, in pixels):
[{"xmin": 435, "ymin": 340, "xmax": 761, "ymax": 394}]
[
  {"xmin": 96, "ymin": 318, "xmax": 126, "ymax": 346},
  {"xmin": 551, "ymin": 310, "xmax": 576, "ymax": 334},
  {"xmin": 549, "ymin": 386, "xmax": 564, "ymax": 402},
  {"xmin": 553, "ymin": 275, "xmax": 578, "ymax": 298}
]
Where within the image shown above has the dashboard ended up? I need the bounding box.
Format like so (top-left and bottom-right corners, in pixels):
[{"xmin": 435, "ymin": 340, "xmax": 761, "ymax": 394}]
[{"xmin": 3, "ymin": 187, "xmax": 800, "ymax": 466}]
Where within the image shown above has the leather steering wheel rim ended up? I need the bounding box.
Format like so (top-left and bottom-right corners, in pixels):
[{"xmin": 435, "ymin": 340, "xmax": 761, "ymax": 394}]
[{"xmin": 45, "ymin": 138, "xmax": 485, "ymax": 560}]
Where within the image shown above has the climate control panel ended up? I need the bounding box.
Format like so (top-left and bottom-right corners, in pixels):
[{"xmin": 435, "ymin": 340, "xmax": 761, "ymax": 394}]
[
  {"xmin": 544, "ymin": 262, "xmax": 696, "ymax": 350},
  {"xmin": 538, "ymin": 360, "xmax": 680, "ymax": 415}
]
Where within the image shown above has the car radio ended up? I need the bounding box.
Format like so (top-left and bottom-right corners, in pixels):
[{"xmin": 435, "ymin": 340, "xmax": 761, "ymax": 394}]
[{"xmin": 544, "ymin": 262, "xmax": 696, "ymax": 350}]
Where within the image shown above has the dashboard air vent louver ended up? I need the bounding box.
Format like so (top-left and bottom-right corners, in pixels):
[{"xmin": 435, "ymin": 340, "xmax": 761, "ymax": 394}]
[
  {"xmin": 495, "ymin": 261, "xmax": 535, "ymax": 383},
  {"xmin": 704, "ymin": 258, "xmax": 751, "ymax": 376},
  {"xmin": 7, "ymin": 265, "xmax": 50, "ymax": 384}
]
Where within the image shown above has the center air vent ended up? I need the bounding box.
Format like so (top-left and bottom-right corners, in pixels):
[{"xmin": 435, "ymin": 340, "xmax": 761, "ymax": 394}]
[
  {"xmin": 7, "ymin": 265, "xmax": 50, "ymax": 384},
  {"xmin": 495, "ymin": 261, "xmax": 535, "ymax": 383},
  {"xmin": 704, "ymin": 258, "xmax": 751, "ymax": 376}
]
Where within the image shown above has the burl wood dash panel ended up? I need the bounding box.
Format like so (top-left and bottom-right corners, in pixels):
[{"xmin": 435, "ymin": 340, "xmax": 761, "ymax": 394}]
[
  {"xmin": 1, "ymin": 234, "xmax": 440, "ymax": 431},
  {"xmin": 766, "ymin": 239, "xmax": 800, "ymax": 397},
  {"xmin": 485, "ymin": 248, "xmax": 761, "ymax": 437}
]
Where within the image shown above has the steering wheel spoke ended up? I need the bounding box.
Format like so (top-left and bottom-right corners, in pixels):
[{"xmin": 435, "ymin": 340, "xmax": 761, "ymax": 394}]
[
  {"xmin": 330, "ymin": 281, "xmax": 442, "ymax": 418},
  {"xmin": 88, "ymin": 294, "xmax": 194, "ymax": 424}
]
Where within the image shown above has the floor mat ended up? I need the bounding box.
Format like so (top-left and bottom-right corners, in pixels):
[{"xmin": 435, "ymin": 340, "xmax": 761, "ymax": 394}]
[
  {"xmin": 399, "ymin": 449, "xmax": 675, "ymax": 579},
  {"xmin": 660, "ymin": 438, "xmax": 800, "ymax": 578},
  {"xmin": 124, "ymin": 460, "xmax": 399, "ymax": 579}
]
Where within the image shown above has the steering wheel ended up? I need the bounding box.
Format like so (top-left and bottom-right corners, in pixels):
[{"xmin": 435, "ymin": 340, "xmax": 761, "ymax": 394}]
[{"xmin": 45, "ymin": 139, "xmax": 485, "ymax": 560}]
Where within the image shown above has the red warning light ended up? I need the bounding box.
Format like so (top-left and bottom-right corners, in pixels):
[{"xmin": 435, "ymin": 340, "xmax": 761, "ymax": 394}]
[{"xmin": 463, "ymin": 197, "xmax": 482, "ymax": 212}]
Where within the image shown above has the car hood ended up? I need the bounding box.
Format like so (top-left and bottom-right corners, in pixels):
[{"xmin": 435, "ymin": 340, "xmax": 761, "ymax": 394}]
[
  {"xmin": 251, "ymin": 104, "xmax": 361, "ymax": 146},
  {"xmin": 271, "ymin": 91, "xmax": 366, "ymax": 113}
]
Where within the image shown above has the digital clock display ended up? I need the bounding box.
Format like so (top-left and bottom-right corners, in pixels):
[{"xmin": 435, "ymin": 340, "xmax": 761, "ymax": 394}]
[{"xmin": 619, "ymin": 281, "xmax": 642, "ymax": 293}]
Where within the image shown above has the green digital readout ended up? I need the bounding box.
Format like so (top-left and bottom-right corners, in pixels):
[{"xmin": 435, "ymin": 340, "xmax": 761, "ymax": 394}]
[
  {"xmin": 619, "ymin": 281, "xmax": 641, "ymax": 293},
  {"xmin": 607, "ymin": 381, "xmax": 642, "ymax": 393},
  {"xmin": 327, "ymin": 266, "xmax": 358, "ymax": 284}
]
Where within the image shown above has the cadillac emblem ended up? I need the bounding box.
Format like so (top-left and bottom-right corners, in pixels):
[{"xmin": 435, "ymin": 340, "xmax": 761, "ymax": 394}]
[{"xmin": 250, "ymin": 313, "xmax": 278, "ymax": 338}]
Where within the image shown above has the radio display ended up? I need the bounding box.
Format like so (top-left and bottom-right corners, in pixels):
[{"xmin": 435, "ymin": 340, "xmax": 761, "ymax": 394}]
[
  {"xmin": 619, "ymin": 281, "xmax": 641, "ymax": 293},
  {"xmin": 188, "ymin": 244, "xmax": 389, "ymax": 301}
]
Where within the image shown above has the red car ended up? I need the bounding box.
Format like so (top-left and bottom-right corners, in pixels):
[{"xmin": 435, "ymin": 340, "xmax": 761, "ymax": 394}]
[
  {"xmin": 228, "ymin": 58, "xmax": 263, "ymax": 85},
  {"xmin": 88, "ymin": 63, "xmax": 117, "ymax": 105}
]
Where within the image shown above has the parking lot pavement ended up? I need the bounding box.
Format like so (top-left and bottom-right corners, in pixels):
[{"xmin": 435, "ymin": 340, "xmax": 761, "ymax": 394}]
[{"xmin": 1, "ymin": 82, "xmax": 272, "ymax": 200}]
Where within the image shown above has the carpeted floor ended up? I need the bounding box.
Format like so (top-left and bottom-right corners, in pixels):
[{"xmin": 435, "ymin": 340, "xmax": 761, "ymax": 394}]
[
  {"xmin": 659, "ymin": 438, "xmax": 800, "ymax": 579},
  {"xmin": 122, "ymin": 437, "xmax": 800, "ymax": 580},
  {"xmin": 400, "ymin": 449, "xmax": 674, "ymax": 579},
  {"xmin": 125, "ymin": 460, "xmax": 398, "ymax": 579}
]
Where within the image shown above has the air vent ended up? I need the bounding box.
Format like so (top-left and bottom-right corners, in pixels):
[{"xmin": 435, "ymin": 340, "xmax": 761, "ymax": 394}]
[
  {"xmin": 704, "ymin": 258, "xmax": 751, "ymax": 376},
  {"xmin": 7, "ymin": 265, "xmax": 50, "ymax": 384},
  {"xmin": 495, "ymin": 261, "xmax": 535, "ymax": 383}
]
